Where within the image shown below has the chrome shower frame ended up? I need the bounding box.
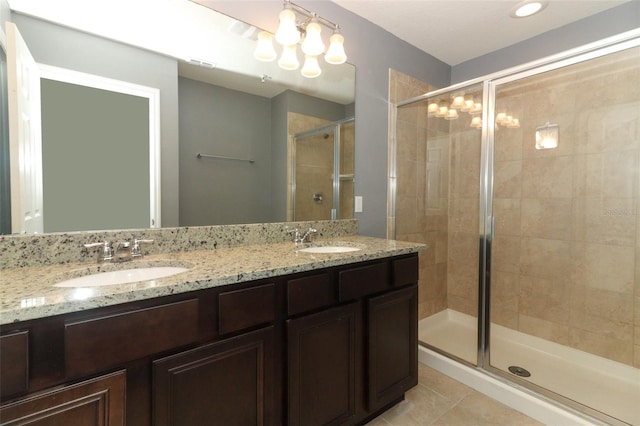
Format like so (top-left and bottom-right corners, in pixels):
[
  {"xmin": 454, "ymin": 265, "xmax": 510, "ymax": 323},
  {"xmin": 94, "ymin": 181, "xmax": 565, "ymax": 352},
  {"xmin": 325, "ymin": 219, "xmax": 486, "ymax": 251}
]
[{"xmin": 390, "ymin": 28, "xmax": 640, "ymax": 426}]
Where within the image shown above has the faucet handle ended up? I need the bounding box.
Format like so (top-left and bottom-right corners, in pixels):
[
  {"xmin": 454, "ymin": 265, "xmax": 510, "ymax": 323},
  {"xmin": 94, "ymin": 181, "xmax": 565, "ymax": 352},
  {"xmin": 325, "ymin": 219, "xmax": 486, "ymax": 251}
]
[
  {"xmin": 288, "ymin": 228, "xmax": 302, "ymax": 243},
  {"xmin": 131, "ymin": 239, "xmax": 154, "ymax": 257},
  {"xmin": 83, "ymin": 241, "xmax": 113, "ymax": 262},
  {"xmin": 302, "ymin": 227, "xmax": 318, "ymax": 243}
]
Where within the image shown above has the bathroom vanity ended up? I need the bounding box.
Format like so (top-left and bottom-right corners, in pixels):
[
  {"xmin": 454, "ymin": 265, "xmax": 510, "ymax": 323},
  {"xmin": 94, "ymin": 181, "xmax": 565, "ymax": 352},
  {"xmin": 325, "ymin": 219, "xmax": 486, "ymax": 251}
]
[{"xmin": 0, "ymin": 230, "xmax": 424, "ymax": 425}]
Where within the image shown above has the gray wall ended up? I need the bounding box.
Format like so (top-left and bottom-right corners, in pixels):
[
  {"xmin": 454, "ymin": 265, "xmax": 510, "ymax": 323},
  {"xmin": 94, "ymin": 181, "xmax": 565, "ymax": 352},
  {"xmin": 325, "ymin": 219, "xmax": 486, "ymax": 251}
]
[
  {"xmin": 452, "ymin": 1, "xmax": 640, "ymax": 83},
  {"xmin": 207, "ymin": 1, "xmax": 451, "ymax": 237},
  {"xmin": 11, "ymin": 14, "xmax": 181, "ymax": 227},
  {"xmin": 178, "ymin": 77, "xmax": 273, "ymax": 225}
]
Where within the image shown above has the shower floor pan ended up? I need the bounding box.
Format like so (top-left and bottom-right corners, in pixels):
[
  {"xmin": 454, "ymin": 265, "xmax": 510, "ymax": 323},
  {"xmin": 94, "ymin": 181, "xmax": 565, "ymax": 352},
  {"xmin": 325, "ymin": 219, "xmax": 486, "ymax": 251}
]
[{"xmin": 419, "ymin": 309, "xmax": 639, "ymax": 425}]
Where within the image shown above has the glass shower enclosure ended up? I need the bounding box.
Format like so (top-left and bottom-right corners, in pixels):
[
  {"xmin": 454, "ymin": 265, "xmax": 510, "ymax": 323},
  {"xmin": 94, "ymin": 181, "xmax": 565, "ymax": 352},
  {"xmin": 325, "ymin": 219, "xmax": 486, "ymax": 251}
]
[
  {"xmin": 291, "ymin": 117, "xmax": 355, "ymax": 221},
  {"xmin": 393, "ymin": 30, "xmax": 640, "ymax": 425}
]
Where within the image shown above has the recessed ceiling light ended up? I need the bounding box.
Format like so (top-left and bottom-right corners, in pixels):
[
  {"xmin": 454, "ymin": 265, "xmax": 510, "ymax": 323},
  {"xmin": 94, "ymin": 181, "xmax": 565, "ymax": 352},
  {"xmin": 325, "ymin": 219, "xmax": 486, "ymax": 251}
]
[{"xmin": 510, "ymin": 0, "xmax": 548, "ymax": 18}]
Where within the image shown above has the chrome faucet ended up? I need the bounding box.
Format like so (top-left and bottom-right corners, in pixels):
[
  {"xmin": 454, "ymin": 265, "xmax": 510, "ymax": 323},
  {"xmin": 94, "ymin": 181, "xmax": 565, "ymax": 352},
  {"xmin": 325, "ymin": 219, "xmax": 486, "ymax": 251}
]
[
  {"xmin": 113, "ymin": 241, "xmax": 132, "ymax": 262},
  {"xmin": 83, "ymin": 241, "xmax": 114, "ymax": 263},
  {"xmin": 290, "ymin": 227, "xmax": 318, "ymax": 244},
  {"xmin": 84, "ymin": 238, "xmax": 154, "ymax": 263}
]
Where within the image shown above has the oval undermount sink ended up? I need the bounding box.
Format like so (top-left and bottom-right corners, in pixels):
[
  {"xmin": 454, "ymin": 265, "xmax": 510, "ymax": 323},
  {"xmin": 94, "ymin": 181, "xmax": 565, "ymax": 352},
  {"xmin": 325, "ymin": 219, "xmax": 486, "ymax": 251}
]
[
  {"xmin": 298, "ymin": 246, "xmax": 362, "ymax": 254},
  {"xmin": 53, "ymin": 266, "xmax": 190, "ymax": 288}
]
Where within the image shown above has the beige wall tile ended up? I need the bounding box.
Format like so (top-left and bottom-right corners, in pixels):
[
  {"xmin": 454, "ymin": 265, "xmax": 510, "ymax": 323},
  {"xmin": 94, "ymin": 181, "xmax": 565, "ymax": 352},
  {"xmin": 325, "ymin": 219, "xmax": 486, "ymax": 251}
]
[
  {"xmin": 520, "ymin": 198, "xmax": 572, "ymax": 240},
  {"xmin": 519, "ymin": 275, "xmax": 569, "ymax": 325},
  {"xmin": 572, "ymin": 197, "xmax": 636, "ymax": 246},
  {"xmin": 521, "ymin": 156, "xmax": 573, "ymax": 198},
  {"xmin": 520, "ymin": 237, "xmax": 571, "ymax": 280},
  {"xmin": 493, "ymin": 198, "xmax": 521, "ymax": 237},
  {"xmin": 573, "ymin": 243, "xmax": 634, "ymax": 294},
  {"xmin": 493, "ymin": 160, "xmax": 522, "ymax": 198},
  {"xmin": 569, "ymin": 328, "xmax": 633, "ymax": 365},
  {"xmin": 492, "ymin": 236, "xmax": 521, "ymax": 274},
  {"xmin": 518, "ymin": 314, "xmax": 569, "ymax": 345}
]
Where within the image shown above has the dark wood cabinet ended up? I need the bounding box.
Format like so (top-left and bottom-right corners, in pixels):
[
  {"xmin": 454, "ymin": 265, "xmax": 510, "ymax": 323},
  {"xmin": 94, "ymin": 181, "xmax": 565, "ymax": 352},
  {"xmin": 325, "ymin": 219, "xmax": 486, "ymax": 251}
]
[
  {"xmin": 0, "ymin": 253, "xmax": 419, "ymax": 426},
  {"xmin": 367, "ymin": 285, "xmax": 418, "ymax": 410},
  {"xmin": 153, "ymin": 327, "xmax": 275, "ymax": 426},
  {"xmin": 0, "ymin": 370, "xmax": 125, "ymax": 425},
  {"xmin": 287, "ymin": 303, "xmax": 359, "ymax": 426}
]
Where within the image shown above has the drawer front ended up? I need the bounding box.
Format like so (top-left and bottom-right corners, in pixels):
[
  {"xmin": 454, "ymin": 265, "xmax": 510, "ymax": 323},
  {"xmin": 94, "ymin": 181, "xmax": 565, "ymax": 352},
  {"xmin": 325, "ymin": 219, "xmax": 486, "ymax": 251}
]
[
  {"xmin": 392, "ymin": 255, "xmax": 419, "ymax": 287},
  {"xmin": 0, "ymin": 331, "xmax": 29, "ymax": 398},
  {"xmin": 338, "ymin": 262, "xmax": 390, "ymax": 301},
  {"xmin": 65, "ymin": 299, "xmax": 199, "ymax": 378},
  {"xmin": 219, "ymin": 283, "xmax": 276, "ymax": 335},
  {"xmin": 287, "ymin": 273, "xmax": 335, "ymax": 316}
]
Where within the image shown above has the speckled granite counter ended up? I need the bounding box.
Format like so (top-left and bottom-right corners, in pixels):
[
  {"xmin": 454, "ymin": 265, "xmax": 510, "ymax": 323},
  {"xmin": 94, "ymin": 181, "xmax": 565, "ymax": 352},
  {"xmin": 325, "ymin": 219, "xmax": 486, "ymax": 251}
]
[{"xmin": 1, "ymin": 235, "xmax": 425, "ymax": 325}]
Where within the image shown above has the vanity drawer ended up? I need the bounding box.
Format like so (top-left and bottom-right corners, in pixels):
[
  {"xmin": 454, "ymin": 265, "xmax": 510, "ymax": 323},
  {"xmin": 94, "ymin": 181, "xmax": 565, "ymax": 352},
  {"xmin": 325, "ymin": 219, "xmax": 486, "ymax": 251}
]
[
  {"xmin": 338, "ymin": 262, "xmax": 390, "ymax": 301},
  {"xmin": 0, "ymin": 330, "xmax": 29, "ymax": 398},
  {"xmin": 65, "ymin": 299, "xmax": 199, "ymax": 378},
  {"xmin": 219, "ymin": 283, "xmax": 276, "ymax": 335},
  {"xmin": 392, "ymin": 255, "xmax": 419, "ymax": 287},
  {"xmin": 287, "ymin": 272, "xmax": 335, "ymax": 316}
]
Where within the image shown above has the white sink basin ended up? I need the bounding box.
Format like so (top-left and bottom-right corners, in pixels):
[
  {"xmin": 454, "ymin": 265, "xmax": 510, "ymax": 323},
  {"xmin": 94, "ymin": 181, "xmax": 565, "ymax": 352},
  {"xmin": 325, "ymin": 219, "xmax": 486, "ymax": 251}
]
[
  {"xmin": 53, "ymin": 266, "xmax": 190, "ymax": 288},
  {"xmin": 298, "ymin": 246, "xmax": 362, "ymax": 254}
]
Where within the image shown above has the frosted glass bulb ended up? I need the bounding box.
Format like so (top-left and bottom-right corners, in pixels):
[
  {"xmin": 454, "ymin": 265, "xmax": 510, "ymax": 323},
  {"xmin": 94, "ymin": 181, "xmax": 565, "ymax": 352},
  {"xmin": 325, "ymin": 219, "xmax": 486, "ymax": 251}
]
[
  {"xmin": 275, "ymin": 8, "xmax": 300, "ymax": 46},
  {"xmin": 301, "ymin": 22, "xmax": 325, "ymax": 55},
  {"xmin": 325, "ymin": 33, "xmax": 347, "ymax": 64},
  {"xmin": 301, "ymin": 55, "xmax": 322, "ymax": 78},
  {"xmin": 278, "ymin": 44, "xmax": 299, "ymax": 70},
  {"xmin": 254, "ymin": 31, "xmax": 277, "ymax": 62}
]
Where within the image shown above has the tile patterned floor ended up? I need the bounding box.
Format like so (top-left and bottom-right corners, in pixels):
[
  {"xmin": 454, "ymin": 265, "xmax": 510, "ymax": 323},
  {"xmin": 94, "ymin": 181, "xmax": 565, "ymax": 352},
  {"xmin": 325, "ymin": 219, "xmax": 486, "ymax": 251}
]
[{"xmin": 367, "ymin": 364, "xmax": 543, "ymax": 425}]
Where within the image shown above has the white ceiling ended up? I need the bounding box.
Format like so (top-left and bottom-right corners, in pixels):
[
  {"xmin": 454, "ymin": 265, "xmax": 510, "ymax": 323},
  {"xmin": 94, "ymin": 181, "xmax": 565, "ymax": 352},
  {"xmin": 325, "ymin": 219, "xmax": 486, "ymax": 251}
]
[{"xmin": 331, "ymin": 0, "xmax": 631, "ymax": 65}]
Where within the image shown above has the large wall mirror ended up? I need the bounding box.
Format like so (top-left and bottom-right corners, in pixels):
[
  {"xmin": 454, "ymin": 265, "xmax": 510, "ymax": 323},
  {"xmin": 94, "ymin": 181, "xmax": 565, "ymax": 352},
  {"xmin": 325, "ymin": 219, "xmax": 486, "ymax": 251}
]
[{"xmin": 0, "ymin": 0, "xmax": 355, "ymax": 235}]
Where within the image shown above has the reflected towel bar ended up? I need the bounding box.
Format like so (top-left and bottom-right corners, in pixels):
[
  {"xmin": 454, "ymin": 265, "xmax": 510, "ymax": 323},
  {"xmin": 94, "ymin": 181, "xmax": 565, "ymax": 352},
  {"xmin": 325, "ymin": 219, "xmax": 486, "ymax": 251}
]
[{"xmin": 196, "ymin": 153, "xmax": 255, "ymax": 163}]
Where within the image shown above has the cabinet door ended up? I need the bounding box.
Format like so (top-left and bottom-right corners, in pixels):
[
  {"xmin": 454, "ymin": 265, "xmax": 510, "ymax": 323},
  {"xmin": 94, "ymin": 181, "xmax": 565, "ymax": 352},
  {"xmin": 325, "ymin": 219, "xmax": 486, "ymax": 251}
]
[
  {"xmin": 0, "ymin": 370, "xmax": 125, "ymax": 425},
  {"xmin": 367, "ymin": 285, "xmax": 418, "ymax": 409},
  {"xmin": 287, "ymin": 302, "xmax": 358, "ymax": 426},
  {"xmin": 153, "ymin": 327, "xmax": 275, "ymax": 426}
]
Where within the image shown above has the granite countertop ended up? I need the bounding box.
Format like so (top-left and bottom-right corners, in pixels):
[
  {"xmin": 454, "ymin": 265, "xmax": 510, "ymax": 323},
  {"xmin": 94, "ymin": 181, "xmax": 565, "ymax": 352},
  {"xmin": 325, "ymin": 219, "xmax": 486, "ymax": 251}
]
[{"xmin": 0, "ymin": 236, "xmax": 425, "ymax": 325}]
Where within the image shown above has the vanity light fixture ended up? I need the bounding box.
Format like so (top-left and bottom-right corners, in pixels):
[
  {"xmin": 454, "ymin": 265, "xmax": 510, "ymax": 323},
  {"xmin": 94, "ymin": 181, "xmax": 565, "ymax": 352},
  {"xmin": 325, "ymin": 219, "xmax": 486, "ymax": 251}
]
[
  {"xmin": 255, "ymin": 0, "xmax": 347, "ymax": 78},
  {"xmin": 510, "ymin": 0, "xmax": 548, "ymax": 18},
  {"xmin": 535, "ymin": 122, "xmax": 559, "ymax": 149}
]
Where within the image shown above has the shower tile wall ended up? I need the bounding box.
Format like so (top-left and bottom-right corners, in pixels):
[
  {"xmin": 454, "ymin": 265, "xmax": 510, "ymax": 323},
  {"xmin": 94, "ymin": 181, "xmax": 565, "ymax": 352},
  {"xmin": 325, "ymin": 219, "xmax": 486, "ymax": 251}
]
[
  {"xmin": 389, "ymin": 69, "xmax": 447, "ymax": 320},
  {"xmin": 287, "ymin": 112, "xmax": 331, "ymax": 221},
  {"xmin": 492, "ymin": 46, "xmax": 640, "ymax": 367},
  {"xmin": 287, "ymin": 113, "xmax": 355, "ymax": 222}
]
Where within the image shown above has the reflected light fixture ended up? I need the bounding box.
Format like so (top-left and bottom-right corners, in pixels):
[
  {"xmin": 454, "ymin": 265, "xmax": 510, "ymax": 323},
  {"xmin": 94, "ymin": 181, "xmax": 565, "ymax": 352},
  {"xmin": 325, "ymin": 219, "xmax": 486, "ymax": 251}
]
[
  {"xmin": 254, "ymin": 31, "xmax": 277, "ymax": 61},
  {"xmin": 535, "ymin": 122, "xmax": 559, "ymax": 149},
  {"xmin": 255, "ymin": 0, "xmax": 347, "ymax": 78}
]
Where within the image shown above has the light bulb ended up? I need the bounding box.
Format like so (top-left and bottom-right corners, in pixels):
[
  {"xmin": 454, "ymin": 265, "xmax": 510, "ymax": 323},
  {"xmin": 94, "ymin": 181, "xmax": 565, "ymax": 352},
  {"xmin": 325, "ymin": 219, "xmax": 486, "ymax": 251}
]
[
  {"xmin": 278, "ymin": 44, "xmax": 299, "ymax": 70},
  {"xmin": 301, "ymin": 22, "xmax": 325, "ymax": 55},
  {"xmin": 450, "ymin": 94, "xmax": 465, "ymax": 109},
  {"xmin": 435, "ymin": 102, "xmax": 449, "ymax": 118},
  {"xmin": 470, "ymin": 116, "xmax": 482, "ymax": 128},
  {"xmin": 325, "ymin": 32, "xmax": 347, "ymax": 64},
  {"xmin": 275, "ymin": 7, "xmax": 300, "ymax": 46},
  {"xmin": 254, "ymin": 31, "xmax": 277, "ymax": 62},
  {"xmin": 427, "ymin": 100, "xmax": 439, "ymax": 116},
  {"xmin": 461, "ymin": 97, "xmax": 474, "ymax": 112},
  {"xmin": 469, "ymin": 102, "xmax": 482, "ymax": 115},
  {"xmin": 301, "ymin": 55, "xmax": 322, "ymax": 78},
  {"xmin": 444, "ymin": 109, "xmax": 459, "ymax": 120}
]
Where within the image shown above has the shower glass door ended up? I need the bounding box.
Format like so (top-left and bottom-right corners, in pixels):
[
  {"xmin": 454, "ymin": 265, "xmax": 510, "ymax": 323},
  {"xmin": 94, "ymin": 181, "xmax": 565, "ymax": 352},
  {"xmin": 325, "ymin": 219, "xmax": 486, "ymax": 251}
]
[
  {"xmin": 488, "ymin": 44, "xmax": 640, "ymax": 425},
  {"xmin": 395, "ymin": 83, "xmax": 484, "ymax": 366},
  {"xmin": 292, "ymin": 118, "xmax": 355, "ymax": 221}
]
